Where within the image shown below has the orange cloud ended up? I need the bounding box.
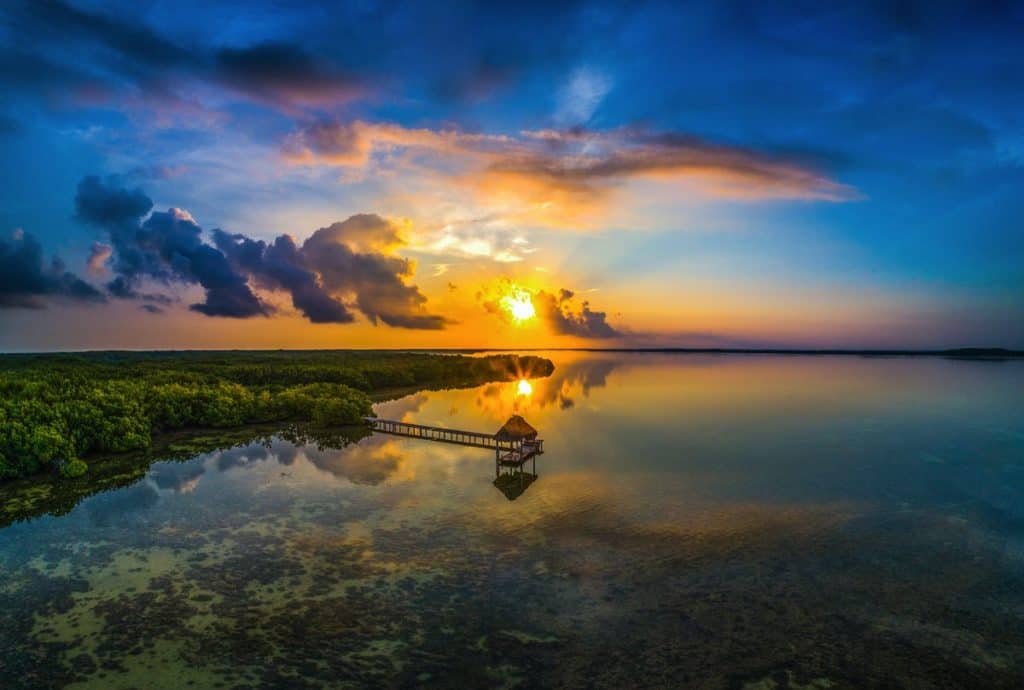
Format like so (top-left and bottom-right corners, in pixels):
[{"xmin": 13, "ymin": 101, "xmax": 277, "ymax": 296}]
[
  {"xmin": 282, "ymin": 120, "xmax": 510, "ymax": 167},
  {"xmin": 282, "ymin": 121, "xmax": 859, "ymax": 228}
]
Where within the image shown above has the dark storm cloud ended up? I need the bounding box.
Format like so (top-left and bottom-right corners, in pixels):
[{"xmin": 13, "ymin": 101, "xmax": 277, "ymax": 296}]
[
  {"xmin": 214, "ymin": 231, "xmax": 354, "ymax": 324},
  {"xmin": 0, "ymin": 229, "xmax": 105, "ymax": 309},
  {"xmin": 104, "ymin": 276, "xmax": 174, "ymax": 305},
  {"xmin": 0, "ymin": 0, "xmax": 604, "ymax": 118},
  {"xmin": 215, "ymin": 214, "xmax": 448, "ymax": 329},
  {"xmin": 75, "ymin": 176, "xmax": 152, "ymax": 230},
  {"xmin": 302, "ymin": 217, "xmax": 448, "ymax": 329},
  {"xmin": 143, "ymin": 209, "xmax": 267, "ymax": 318},
  {"xmin": 536, "ymin": 288, "xmax": 619, "ymax": 339},
  {"xmin": 1, "ymin": 0, "xmax": 361, "ymax": 110},
  {"xmin": 75, "ymin": 177, "xmax": 161, "ymax": 286},
  {"xmin": 75, "ymin": 177, "xmax": 446, "ymax": 328},
  {"xmin": 1, "ymin": 1, "xmax": 194, "ymax": 111},
  {"xmin": 75, "ymin": 176, "xmax": 266, "ymax": 318},
  {"xmin": 214, "ymin": 42, "xmax": 362, "ymax": 107}
]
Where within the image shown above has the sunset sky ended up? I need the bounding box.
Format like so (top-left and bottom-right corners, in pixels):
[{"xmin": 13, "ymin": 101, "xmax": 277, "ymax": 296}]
[{"xmin": 1, "ymin": 0, "xmax": 1022, "ymax": 350}]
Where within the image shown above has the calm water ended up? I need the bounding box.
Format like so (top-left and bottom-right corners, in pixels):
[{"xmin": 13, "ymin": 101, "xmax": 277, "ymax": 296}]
[{"xmin": 2, "ymin": 352, "xmax": 1024, "ymax": 688}]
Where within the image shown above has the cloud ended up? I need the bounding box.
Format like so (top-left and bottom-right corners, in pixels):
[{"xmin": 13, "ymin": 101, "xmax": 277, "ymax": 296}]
[
  {"xmin": 75, "ymin": 177, "xmax": 267, "ymax": 318},
  {"xmin": 72, "ymin": 177, "xmax": 447, "ymax": 329},
  {"xmin": 3, "ymin": 0, "xmax": 614, "ymax": 118},
  {"xmin": 489, "ymin": 128, "xmax": 860, "ymax": 203},
  {"xmin": 303, "ymin": 216, "xmax": 448, "ymax": 329},
  {"xmin": 555, "ymin": 66, "xmax": 612, "ymax": 125},
  {"xmin": 86, "ymin": 242, "xmax": 112, "ymax": 277},
  {"xmin": 282, "ymin": 120, "xmax": 511, "ymax": 168},
  {"xmin": 415, "ymin": 223, "xmax": 533, "ymax": 264},
  {"xmin": 284, "ymin": 121, "xmax": 859, "ymax": 227},
  {"xmin": 106, "ymin": 276, "xmax": 175, "ymax": 305},
  {"xmin": 478, "ymin": 281, "xmax": 620, "ymax": 339},
  {"xmin": 75, "ymin": 177, "xmax": 447, "ymax": 327},
  {"xmin": 0, "ymin": 229, "xmax": 105, "ymax": 309},
  {"xmin": 214, "ymin": 214, "xmax": 447, "ymax": 329},
  {"xmin": 535, "ymin": 288, "xmax": 620, "ymax": 338},
  {"xmin": 19, "ymin": 0, "xmax": 193, "ymax": 72},
  {"xmin": 213, "ymin": 230, "xmax": 354, "ymax": 324},
  {"xmin": 214, "ymin": 41, "xmax": 363, "ymax": 108},
  {"xmin": 74, "ymin": 175, "xmax": 153, "ymax": 229},
  {"xmin": 2, "ymin": 1, "xmax": 362, "ymax": 113},
  {"xmin": 2, "ymin": 1, "xmax": 192, "ymax": 111},
  {"xmin": 144, "ymin": 209, "xmax": 269, "ymax": 318}
]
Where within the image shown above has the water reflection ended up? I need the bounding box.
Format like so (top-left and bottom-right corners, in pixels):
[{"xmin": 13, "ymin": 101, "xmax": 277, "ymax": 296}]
[
  {"xmin": 2, "ymin": 352, "xmax": 1024, "ymax": 689},
  {"xmin": 305, "ymin": 435, "xmax": 407, "ymax": 485},
  {"xmin": 215, "ymin": 444, "xmax": 271, "ymax": 472},
  {"xmin": 463, "ymin": 351, "xmax": 621, "ymax": 420},
  {"xmin": 85, "ymin": 482, "xmax": 159, "ymax": 526},
  {"xmin": 494, "ymin": 467, "xmax": 538, "ymax": 501},
  {"xmin": 149, "ymin": 462, "xmax": 204, "ymax": 493}
]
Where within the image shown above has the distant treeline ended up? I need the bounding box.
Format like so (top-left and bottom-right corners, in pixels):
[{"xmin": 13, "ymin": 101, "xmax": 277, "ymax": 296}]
[{"xmin": 0, "ymin": 351, "xmax": 554, "ymax": 481}]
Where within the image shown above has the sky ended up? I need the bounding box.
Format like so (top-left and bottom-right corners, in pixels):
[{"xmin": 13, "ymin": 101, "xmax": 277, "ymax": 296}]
[{"xmin": 0, "ymin": 0, "xmax": 1022, "ymax": 350}]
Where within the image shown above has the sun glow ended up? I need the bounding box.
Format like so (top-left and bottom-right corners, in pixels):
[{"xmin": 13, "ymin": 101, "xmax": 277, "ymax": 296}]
[
  {"xmin": 500, "ymin": 286, "xmax": 536, "ymax": 323},
  {"xmin": 516, "ymin": 378, "xmax": 533, "ymax": 396}
]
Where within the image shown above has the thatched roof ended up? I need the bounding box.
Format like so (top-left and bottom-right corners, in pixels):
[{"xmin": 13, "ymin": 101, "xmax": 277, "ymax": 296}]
[{"xmin": 493, "ymin": 415, "xmax": 538, "ymax": 441}]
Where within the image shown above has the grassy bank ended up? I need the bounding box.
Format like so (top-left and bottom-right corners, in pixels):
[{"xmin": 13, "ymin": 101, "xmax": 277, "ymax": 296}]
[{"xmin": 0, "ymin": 351, "xmax": 553, "ymax": 481}]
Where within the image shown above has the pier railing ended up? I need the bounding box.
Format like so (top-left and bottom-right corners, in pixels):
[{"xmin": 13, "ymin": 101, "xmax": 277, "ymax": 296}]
[
  {"xmin": 363, "ymin": 415, "xmax": 545, "ymax": 470},
  {"xmin": 363, "ymin": 417, "xmax": 520, "ymax": 450}
]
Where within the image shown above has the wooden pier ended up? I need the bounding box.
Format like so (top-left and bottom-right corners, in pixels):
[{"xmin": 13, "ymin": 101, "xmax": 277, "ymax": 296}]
[{"xmin": 362, "ymin": 416, "xmax": 544, "ymax": 469}]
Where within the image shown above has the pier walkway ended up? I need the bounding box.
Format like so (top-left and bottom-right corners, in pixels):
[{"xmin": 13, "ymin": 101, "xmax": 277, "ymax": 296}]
[{"xmin": 362, "ymin": 416, "xmax": 544, "ymax": 468}]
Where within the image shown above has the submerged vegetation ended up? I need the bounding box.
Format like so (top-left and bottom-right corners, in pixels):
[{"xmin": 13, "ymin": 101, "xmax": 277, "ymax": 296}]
[{"xmin": 0, "ymin": 350, "xmax": 553, "ymax": 481}]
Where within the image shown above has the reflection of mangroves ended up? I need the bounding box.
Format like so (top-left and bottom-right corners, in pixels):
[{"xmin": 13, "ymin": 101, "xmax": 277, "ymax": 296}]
[
  {"xmin": 0, "ymin": 351, "xmax": 554, "ymax": 481},
  {"xmin": 0, "ymin": 424, "xmax": 370, "ymax": 528}
]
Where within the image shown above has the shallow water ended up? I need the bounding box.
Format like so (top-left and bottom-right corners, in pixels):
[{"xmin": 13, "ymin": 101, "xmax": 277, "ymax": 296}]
[{"xmin": 2, "ymin": 352, "xmax": 1024, "ymax": 688}]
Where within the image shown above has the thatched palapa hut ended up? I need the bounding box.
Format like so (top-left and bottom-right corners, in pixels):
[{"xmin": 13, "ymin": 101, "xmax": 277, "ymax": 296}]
[{"xmin": 494, "ymin": 415, "xmax": 538, "ymax": 443}]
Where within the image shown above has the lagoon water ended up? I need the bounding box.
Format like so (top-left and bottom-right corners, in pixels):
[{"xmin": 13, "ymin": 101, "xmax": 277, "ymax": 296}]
[{"xmin": 2, "ymin": 352, "xmax": 1024, "ymax": 688}]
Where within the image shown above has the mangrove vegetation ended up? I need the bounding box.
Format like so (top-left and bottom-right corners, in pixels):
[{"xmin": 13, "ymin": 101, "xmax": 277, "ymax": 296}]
[{"xmin": 0, "ymin": 350, "xmax": 553, "ymax": 481}]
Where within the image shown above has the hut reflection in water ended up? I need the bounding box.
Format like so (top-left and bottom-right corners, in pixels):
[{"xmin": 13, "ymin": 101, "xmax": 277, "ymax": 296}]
[{"xmin": 494, "ymin": 464, "xmax": 538, "ymax": 501}]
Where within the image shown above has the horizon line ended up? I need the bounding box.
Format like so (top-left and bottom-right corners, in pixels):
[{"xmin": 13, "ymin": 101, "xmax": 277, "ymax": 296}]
[{"xmin": 1, "ymin": 346, "xmax": 1021, "ymax": 358}]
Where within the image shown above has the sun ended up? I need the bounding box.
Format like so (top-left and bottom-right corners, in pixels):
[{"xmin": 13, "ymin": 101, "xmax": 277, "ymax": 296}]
[
  {"xmin": 500, "ymin": 287, "xmax": 536, "ymax": 323},
  {"xmin": 516, "ymin": 378, "xmax": 533, "ymax": 396}
]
